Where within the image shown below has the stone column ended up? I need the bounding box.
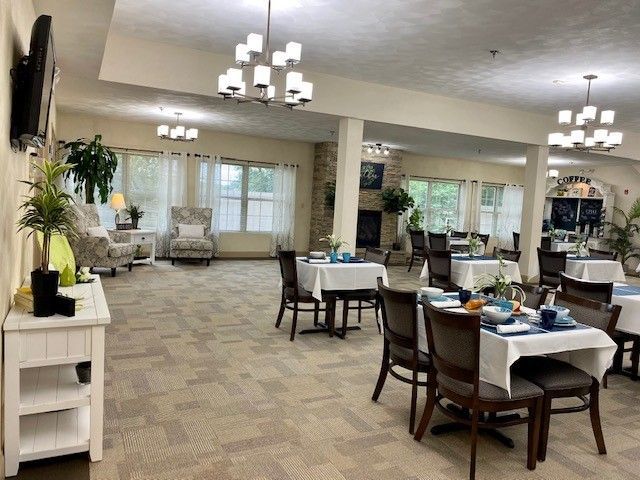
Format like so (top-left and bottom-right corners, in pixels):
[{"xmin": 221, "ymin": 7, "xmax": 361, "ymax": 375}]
[
  {"xmin": 519, "ymin": 145, "xmax": 549, "ymax": 280},
  {"xmin": 333, "ymin": 117, "xmax": 364, "ymax": 249}
]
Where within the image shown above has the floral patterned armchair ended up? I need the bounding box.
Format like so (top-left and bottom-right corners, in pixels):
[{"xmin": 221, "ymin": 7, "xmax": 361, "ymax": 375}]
[
  {"xmin": 68, "ymin": 204, "xmax": 135, "ymax": 277},
  {"xmin": 169, "ymin": 207, "xmax": 214, "ymax": 266}
]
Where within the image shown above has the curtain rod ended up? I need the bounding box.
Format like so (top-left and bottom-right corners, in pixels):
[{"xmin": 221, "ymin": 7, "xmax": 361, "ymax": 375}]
[
  {"xmin": 221, "ymin": 156, "xmax": 299, "ymax": 168},
  {"xmin": 404, "ymin": 174, "xmax": 523, "ymax": 188}
]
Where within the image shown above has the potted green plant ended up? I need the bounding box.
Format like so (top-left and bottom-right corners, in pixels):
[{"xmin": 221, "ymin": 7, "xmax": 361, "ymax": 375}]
[
  {"xmin": 605, "ymin": 198, "xmax": 640, "ymax": 271},
  {"xmin": 63, "ymin": 134, "xmax": 118, "ymax": 204},
  {"xmin": 382, "ymin": 187, "xmax": 415, "ymax": 250},
  {"xmin": 406, "ymin": 208, "xmax": 424, "ymax": 233},
  {"xmin": 473, "ymin": 255, "xmax": 526, "ymax": 302},
  {"xmin": 17, "ymin": 160, "xmax": 76, "ymax": 317},
  {"xmin": 468, "ymin": 237, "xmax": 482, "ymax": 258},
  {"xmin": 126, "ymin": 204, "xmax": 145, "ymax": 229},
  {"xmin": 319, "ymin": 234, "xmax": 348, "ymax": 263}
]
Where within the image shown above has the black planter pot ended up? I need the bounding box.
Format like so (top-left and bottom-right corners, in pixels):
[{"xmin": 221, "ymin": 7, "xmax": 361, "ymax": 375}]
[
  {"xmin": 75, "ymin": 361, "xmax": 91, "ymax": 384},
  {"xmin": 131, "ymin": 218, "xmax": 139, "ymax": 229},
  {"xmin": 31, "ymin": 269, "xmax": 59, "ymax": 317},
  {"xmin": 392, "ymin": 242, "xmax": 402, "ymax": 251}
]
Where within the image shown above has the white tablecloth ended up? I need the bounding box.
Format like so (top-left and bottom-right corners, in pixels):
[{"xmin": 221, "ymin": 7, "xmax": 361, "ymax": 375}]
[
  {"xmin": 447, "ymin": 238, "xmax": 485, "ymax": 254},
  {"xmin": 566, "ymin": 257, "xmax": 626, "ymax": 282},
  {"xmin": 419, "ymin": 254, "xmax": 522, "ymax": 290},
  {"xmin": 417, "ymin": 304, "xmax": 617, "ymax": 395},
  {"xmin": 296, "ymin": 258, "xmax": 388, "ymax": 301},
  {"xmin": 611, "ymin": 283, "xmax": 640, "ymax": 336},
  {"xmin": 550, "ymin": 241, "xmax": 574, "ymax": 252}
]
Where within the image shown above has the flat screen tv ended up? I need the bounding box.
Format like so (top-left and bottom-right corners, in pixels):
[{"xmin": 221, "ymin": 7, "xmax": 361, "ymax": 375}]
[{"xmin": 10, "ymin": 15, "xmax": 56, "ymax": 149}]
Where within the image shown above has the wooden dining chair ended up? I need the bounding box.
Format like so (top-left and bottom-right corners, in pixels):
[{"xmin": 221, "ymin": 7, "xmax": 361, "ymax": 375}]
[
  {"xmin": 537, "ymin": 248, "xmax": 567, "ymax": 288},
  {"xmin": 451, "ymin": 230, "xmax": 469, "ymax": 238},
  {"xmin": 492, "ymin": 247, "xmax": 521, "ymax": 263},
  {"xmin": 540, "ymin": 237, "xmax": 552, "ymax": 250},
  {"xmin": 589, "ymin": 248, "xmax": 618, "ymax": 261},
  {"xmin": 415, "ymin": 303, "xmax": 544, "ymax": 479},
  {"xmin": 339, "ymin": 247, "xmax": 390, "ymax": 337},
  {"xmin": 477, "ymin": 233, "xmax": 490, "ymax": 247},
  {"xmin": 373, "ymin": 278, "xmax": 432, "ymax": 434},
  {"xmin": 505, "ymin": 283, "xmax": 550, "ymax": 310},
  {"xmin": 427, "ymin": 232, "xmax": 447, "ymax": 250},
  {"xmin": 408, "ymin": 230, "xmax": 426, "ymax": 272},
  {"xmin": 276, "ymin": 250, "xmax": 327, "ymax": 341},
  {"xmin": 514, "ymin": 292, "xmax": 621, "ymax": 461},
  {"xmin": 513, "ymin": 232, "xmax": 520, "ymax": 250},
  {"xmin": 425, "ymin": 249, "xmax": 459, "ymax": 291}
]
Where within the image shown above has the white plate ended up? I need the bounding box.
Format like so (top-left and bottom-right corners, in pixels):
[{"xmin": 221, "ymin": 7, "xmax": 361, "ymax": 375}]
[
  {"xmin": 481, "ymin": 319, "xmax": 521, "ymax": 329},
  {"xmin": 554, "ymin": 319, "xmax": 577, "ymax": 327}
]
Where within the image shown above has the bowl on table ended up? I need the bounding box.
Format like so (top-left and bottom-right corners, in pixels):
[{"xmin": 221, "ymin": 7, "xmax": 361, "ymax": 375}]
[
  {"xmin": 308, "ymin": 251, "xmax": 326, "ymax": 259},
  {"xmin": 482, "ymin": 305, "xmax": 513, "ymax": 324},
  {"xmin": 420, "ymin": 287, "xmax": 444, "ymax": 300},
  {"xmin": 540, "ymin": 305, "xmax": 570, "ymax": 320}
]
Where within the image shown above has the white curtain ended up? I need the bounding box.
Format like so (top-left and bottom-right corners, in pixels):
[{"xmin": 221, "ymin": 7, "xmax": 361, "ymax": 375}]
[
  {"xmin": 270, "ymin": 164, "xmax": 297, "ymax": 256},
  {"xmin": 496, "ymin": 185, "xmax": 524, "ymax": 249},
  {"xmin": 197, "ymin": 155, "xmax": 222, "ymax": 255},
  {"xmin": 468, "ymin": 180, "xmax": 483, "ymax": 233},
  {"xmin": 156, "ymin": 151, "xmax": 188, "ymax": 256},
  {"xmin": 457, "ymin": 180, "xmax": 471, "ymax": 231}
]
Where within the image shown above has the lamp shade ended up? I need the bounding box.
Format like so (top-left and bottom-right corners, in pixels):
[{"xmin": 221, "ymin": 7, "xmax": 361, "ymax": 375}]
[
  {"xmin": 561, "ymin": 135, "xmax": 573, "ymax": 148},
  {"xmin": 608, "ymin": 132, "xmax": 623, "ymax": 145},
  {"xmin": 272, "ymin": 51, "xmax": 287, "ymax": 67},
  {"xmin": 170, "ymin": 128, "xmax": 178, "ymax": 139},
  {"xmin": 285, "ymin": 42, "xmax": 302, "ymax": 63},
  {"xmin": 548, "ymin": 132, "xmax": 563, "ymax": 147},
  {"xmin": 585, "ymin": 137, "xmax": 596, "ymax": 148},
  {"xmin": 575, "ymin": 113, "xmax": 585, "ymax": 126},
  {"xmin": 174, "ymin": 125, "xmax": 185, "ymax": 138},
  {"xmin": 218, "ymin": 74, "xmax": 231, "ymax": 95},
  {"xmin": 594, "ymin": 129, "xmax": 608, "ymax": 143},
  {"xmin": 600, "ymin": 110, "xmax": 615, "ymax": 125},
  {"xmin": 570, "ymin": 129, "xmax": 585, "ymax": 144},
  {"xmin": 286, "ymin": 71, "xmax": 303, "ymax": 93},
  {"xmin": 246, "ymin": 33, "xmax": 263, "ymax": 54},
  {"xmin": 226, "ymin": 68, "xmax": 243, "ymax": 91},
  {"xmin": 558, "ymin": 110, "xmax": 572, "ymax": 125},
  {"xmin": 266, "ymin": 85, "xmax": 276, "ymax": 99},
  {"xmin": 235, "ymin": 43, "xmax": 250, "ymax": 63},
  {"xmin": 253, "ymin": 65, "xmax": 271, "ymax": 88},
  {"xmin": 157, "ymin": 125, "xmax": 169, "ymax": 137},
  {"xmin": 547, "ymin": 169, "xmax": 559, "ymax": 178},
  {"xmin": 186, "ymin": 128, "xmax": 198, "ymax": 140},
  {"xmin": 582, "ymin": 105, "xmax": 597, "ymax": 121},
  {"xmin": 298, "ymin": 81, "xmax": 313, "ymax": 102},
  {"xmin": 285, "ymin": 94, "xmax": 299, "ymax": 106},
  {"xmin": 110, "ymin": 193, "xmax": 126, "ymax": 211}
]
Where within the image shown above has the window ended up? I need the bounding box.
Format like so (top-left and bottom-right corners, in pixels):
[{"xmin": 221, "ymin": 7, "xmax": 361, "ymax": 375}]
[
  {"xmin": 199, "ymin": 161, "xmax": 274, "ymax": 232},
  {"xmin": 480, "ymin": 184, "xmax": 504, "ymax": 236},
  {"xmin": 408, "ymin": 178, "xmax": 462, "ymax": 232}
]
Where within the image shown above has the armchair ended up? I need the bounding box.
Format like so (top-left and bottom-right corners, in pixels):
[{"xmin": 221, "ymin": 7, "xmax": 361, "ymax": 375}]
[
  {"xmin": 169, "ymin": 207, "xmax": 214, "ymax": 265},
  {"xmin": 68, "ymin": 204, "xmax": 135, "ymax": 277}
]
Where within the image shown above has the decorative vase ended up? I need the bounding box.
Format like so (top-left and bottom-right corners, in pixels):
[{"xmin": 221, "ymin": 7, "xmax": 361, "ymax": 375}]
[
  {"xmin": 60, "ymin": 264, "xmax": 76, "ymax": 287},
  {"xmin": 329, "ymin": 251, "xmax": 338, "ymax": 263},
  {"xmin": 30, "ymin": 269, "xmax": 59, "ymax": 317}
]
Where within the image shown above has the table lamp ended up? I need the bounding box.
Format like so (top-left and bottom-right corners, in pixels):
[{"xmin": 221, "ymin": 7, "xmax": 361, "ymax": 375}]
[{"xmin": 110, "ymin": 193, "xmax": 126, "ymax": 225}]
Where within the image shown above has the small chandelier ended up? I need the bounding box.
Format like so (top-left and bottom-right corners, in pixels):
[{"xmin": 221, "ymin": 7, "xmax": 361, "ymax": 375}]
[
  {"xmin": 366, "ymin": 143, "xmax": 390, "ymax": 156},
  {"xmin": 157, "ymin": 112, "xmax": 198, "ymax": 142},
  {"xmin": 217, "ymin": 0, "xmax": 313, "ymax": 109},
  {"xmin": 548, "ymin": 74, "xmax": 622, "ymax": 152}
]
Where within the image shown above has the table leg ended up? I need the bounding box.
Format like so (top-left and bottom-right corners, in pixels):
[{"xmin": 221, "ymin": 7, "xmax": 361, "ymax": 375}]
[{"xmin": 298, "ymin": 297, "xmax": 361, "ymax": 338}]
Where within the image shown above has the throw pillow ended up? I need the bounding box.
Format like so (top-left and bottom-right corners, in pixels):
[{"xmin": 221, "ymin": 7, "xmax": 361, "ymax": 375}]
[
  {"xmin": 178, "ymin": 224, "xmax": 205, "ymax": 238},
  {"xmin": 87, "ymin": 226, "xmax": 110, "ymax": 239}
]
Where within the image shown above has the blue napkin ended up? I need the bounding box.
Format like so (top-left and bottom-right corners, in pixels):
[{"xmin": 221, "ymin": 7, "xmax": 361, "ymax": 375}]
[{"xmin": 613, "ymin": 286, "xmax": 640, "ymax": 296}]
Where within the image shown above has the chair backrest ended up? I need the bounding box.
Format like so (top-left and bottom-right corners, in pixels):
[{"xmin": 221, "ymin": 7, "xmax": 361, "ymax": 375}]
[
  {"xmin": 493, "ymin": 247, "xmax": 521, "ymax": 263},
  {"xmin": 589, "ymin": 248, "xmax": 618, "ymax": 261},
  {"xmin": 537, "ymin": 248, "xmax": 567, "ymax": 282},
  {"xmin": 170, "ymin": 207, "xmax": 213, "ymax": 236},
  {"xmin": 377, "ymin": 278, "xmax": 419, "ymax": 355},
  {"xmin": 478, "ymin": 233, "xmax": 490, "ymax": 246},
  {"xmin": 428, "ymin": 232, "xmax": 447, "ymax": 250},
  {"xmin": 506, "ymin": 282, "xmax": 549, "ymax": 309},
  {"xmin": 540, "ymin": 237, "xmax": 552, "ymax": 250},
  {"xmin": 422, "ymin": 301, "xmax": 480, "ymax": 387},
  {"xmin": 451, "ymin": 231, "xmax": 468, "ymax": 239},
  {"xmin": 513, "ymin": 232, "xmax": 520, "ymax": 250},
  {"xmin": 277, "ymin": 250, "xmax": 299, "ymax": 293},
  {"xmin": 409, "ymin": 230, "xmax": 425, "ymax": 251},
  {"xmin": 426, "ymin": 249, "xmax": 452, "ymax": 285},
  {"xmin": 554, "ymin": 291, "xmax": 621, "ymax": 336},
  {"xmin": 365, "ymin": 247, "xmax": 391, "ymax": 267},
  {"xmin": 560, "ymin": 272, "xmax": 613, "ymax": 304},
  {"xmin": 71, "ymin": 204, "xmax": 101, "ymax": 235}
]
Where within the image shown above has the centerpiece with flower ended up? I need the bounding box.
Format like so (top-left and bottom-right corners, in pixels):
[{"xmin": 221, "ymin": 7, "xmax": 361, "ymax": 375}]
[
  {"xmin": 319, "ymin": 234, "xmax": 349, "ymax": 263},
  {"xmin": 473, "ymin": 255, "xmax": 526, "ymax": 303},
  {"xmin": 468, "ymin": 237, "xmax": 482, "ymax": 258},
  {"xmin": 569, "ymin": 239, "xmax": 588, "ymax": 257}
]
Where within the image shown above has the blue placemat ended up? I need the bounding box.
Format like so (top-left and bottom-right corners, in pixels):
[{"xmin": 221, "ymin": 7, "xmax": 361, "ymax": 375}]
[
  {"xmin": 481, "ymin": 318, "xmax": 546, "ymax": 336},
  {"xmin": 457, "ymin": 255, "xmax": 496, "ymax": 261},
  {"xmin": 569, "ymin": 256, "xmax": 604, "ymax": 261},
  {"xmin": 338, "ymin": 257, "xmax": 368, "ymax": 263},
  {"xmin": 614, "ymin": 285, "xmax": 640, "ymax": 296},
  {"xmin": 542, "ymin": 322, "xmax": 591, "ymax": 333}
]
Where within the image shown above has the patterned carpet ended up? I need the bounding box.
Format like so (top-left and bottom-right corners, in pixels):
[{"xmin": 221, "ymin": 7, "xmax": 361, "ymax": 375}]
[{"xmin": 89, "ymin": 260, "xmax": 640, "ymax": 480}]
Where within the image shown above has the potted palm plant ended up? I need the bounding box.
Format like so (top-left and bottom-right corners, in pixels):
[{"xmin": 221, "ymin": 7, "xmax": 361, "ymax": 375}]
[
  {"xmin": 126, "ymin": 204, "xmax": 145, "ymax": 229},
  {"xmin": 382, "ymin": 187, "xmax": 415, "ymax": 250},
  {"xmin": 606, "ymin": 198, "xmax": 640, "ymax": 271},
  {"xmin": 62, "ymin": 134, "xmax": 118, "ymax": 204},
  {"xmin": 17, "ymin": 160, "xmax": 76, "ymax": 317}
]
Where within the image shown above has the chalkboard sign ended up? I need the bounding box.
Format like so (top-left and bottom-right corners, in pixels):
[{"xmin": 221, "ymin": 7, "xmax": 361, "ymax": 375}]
[
  {"xmin": 579, "ymin": 199, "xmax": 603, "ymax": 225},
  {"xmin": 551, "ymin": 198, "xmax": 579, "ymax": 231}
]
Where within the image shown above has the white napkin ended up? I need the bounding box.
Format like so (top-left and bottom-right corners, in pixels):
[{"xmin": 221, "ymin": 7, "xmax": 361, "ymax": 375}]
[
  {"xmin": 308, "ymin": 258, "xmax": 330, "ymax": 264},
  {"xmin": 496, "ymin": 323, "xmax": 531, "ymax": 334},
  {"xmin": 430, "ymin": 299, "xmax": 462, "ymax": 309}
]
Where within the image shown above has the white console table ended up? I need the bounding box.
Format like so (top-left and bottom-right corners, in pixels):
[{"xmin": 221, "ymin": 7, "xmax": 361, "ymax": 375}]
[
  {"xmin": 109, "ymin": 229, "xmax": 156, "ymax": 264},
  {"xmin": 3, "ymin": 275, "xmax": 110, "ymax": 476}
]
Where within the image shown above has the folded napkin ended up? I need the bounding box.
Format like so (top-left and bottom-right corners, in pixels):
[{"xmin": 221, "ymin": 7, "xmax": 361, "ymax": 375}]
[
  {"xmin": 307, "ymin": 258, "xmax": 330, "ymax": 264},
  {"xmin": 430, "ymin": 299, "xmax": 462, "ymax": 309},
  {"xmin": 496, "ymin": 323, "xmax": 531, "ymax": 334}
]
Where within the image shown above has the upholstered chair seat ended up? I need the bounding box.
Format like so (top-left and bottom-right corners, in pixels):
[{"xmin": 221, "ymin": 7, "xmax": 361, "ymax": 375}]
[
  {"xmin": 437, "ymin": 373, "xmax": 543, "ymax": 402},
  {"xmin": 169, "ymin": 207, "xmax": 214, "ymax": 265}
]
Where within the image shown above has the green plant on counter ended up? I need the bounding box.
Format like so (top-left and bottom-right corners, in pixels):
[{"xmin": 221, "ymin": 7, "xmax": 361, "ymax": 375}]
[{"xmin": 605, "ymin": 198, "xmax": 640, "ymax": 268}]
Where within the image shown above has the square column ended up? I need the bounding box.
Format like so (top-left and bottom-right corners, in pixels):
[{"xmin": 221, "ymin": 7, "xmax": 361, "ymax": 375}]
[
  {"xmin": 333, "ymin": 117, "xmax": 364, "ymax": 249},
  {"xmin": 519, "ymin": 145, "xmax": 549, "ymax": 280}
]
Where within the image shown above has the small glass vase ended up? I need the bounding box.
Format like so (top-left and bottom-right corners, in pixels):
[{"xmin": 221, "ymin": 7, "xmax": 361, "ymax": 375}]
[{"xmin": 329, "ymin": 251, "xmax": 338, "ymax": 263}]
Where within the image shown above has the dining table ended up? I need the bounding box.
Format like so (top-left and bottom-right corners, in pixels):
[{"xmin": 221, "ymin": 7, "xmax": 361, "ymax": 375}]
[
  {"xmin": 447, "ymin": 238, "xmax": 485, "ymax": 254},
  {"xmin": 566, "ymin": 255, "xmax": 626, "ymax": 282},
  {"xmin": 610, "ymin": 283, "xmax": 640, "ymax": 336},
  {"xmin": 419, "ymin": 253, "xmax": 522, "ymax": 290}
]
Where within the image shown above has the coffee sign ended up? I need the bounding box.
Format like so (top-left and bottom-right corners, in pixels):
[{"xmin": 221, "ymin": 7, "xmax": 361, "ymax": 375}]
[{"xmin": 557, "ymin": 176, "xmax": 592, "ymax": 185}]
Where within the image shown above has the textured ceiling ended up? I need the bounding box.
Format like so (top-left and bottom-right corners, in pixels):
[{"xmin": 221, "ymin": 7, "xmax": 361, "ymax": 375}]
[{"xmin": 111, "ymin": 0, "xmax": 640, "ymax": 130}]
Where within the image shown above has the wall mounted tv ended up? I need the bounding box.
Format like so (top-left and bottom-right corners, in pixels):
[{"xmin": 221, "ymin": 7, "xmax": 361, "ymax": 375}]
[{"xmin": 10, "ymin": 15, "xmax": 56, "ymax": 149}]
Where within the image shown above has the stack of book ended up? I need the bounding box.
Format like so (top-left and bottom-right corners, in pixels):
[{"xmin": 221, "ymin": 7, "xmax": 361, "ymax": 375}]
[{"xmin": 14, "ymin": 287, "xmax": 33, "ymax": 311}]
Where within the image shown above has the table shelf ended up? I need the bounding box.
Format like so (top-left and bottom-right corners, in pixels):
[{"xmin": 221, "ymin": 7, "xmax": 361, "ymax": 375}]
[
  {"xmin": 19, "ymin": 406, "xmax": 90, "ymax": 462},
  {"xmin": 20, "ymin": 365, "xmax": 90, "ymax": 416}
]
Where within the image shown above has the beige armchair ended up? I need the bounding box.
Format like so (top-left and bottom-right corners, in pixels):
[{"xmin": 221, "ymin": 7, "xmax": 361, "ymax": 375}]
[
  {"xmin": 169, "ymin": 207, "xmax": 214, "ymax": 265},
  {"xmin": 69, "ymin": 204, "xmax": 135, "ymax": 277}
]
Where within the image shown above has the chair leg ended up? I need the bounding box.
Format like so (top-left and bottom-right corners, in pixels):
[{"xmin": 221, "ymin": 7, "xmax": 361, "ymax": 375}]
[
  {"xmin": 341, "ymin": 300, "xmax": 349, "ymax": 338},
  {"xmin": 537, "ymin": 395, "xmax": 553, "ymax": 461},
  {"xmin": 631, "ymin": 338, "xmax": 640, "ymax": 380},
  {"xmin": 206, "ymin": 259, "xmax": 210, "ymax": 266},
  {"xmin": 171, "ymin": 259, "xmax": 175, "ymax": 266},
  {"xmin": 409, "ymin": 369, "xmax": 419, "ymax": 435},
  {"xmin": 375, "ymin": 298, "xmax": 381, "ymax": 334},
  {"xmin": 357, "ymin": 301, "xmax": 362, "ymax": 324},
  {"xmin": 110, "ymin": 268, "xmax": 116, "ymax": 277},
  {"xmin": 469, "ymin": 408, "xmax": 480, "ymax": 480},
  {"xmin": 612, "ymin": 339, "xmax": 624, "ymax": 373},
  {"xmin": 408, "ymin": 254, "xmax": 414, "ymax": 272},
  {"xmin": 372, "ymin": 343, "xmax": 390, "ymax": 402},
  {"xmin": 313, "ymin": 302, "xmax": 319, "ymax": 326},
  {"xmin": 289, "ymin": 303, "xmax": 298, "ymax": 342},
  {"xmin": 413, "ymin": 375, "xmax": 436, "ymax": 441},
  {"xmin": 527, "ymin": 399, "xmax": 543, "ymax": 470},
  {"xmin": 128, "ymin": 262, "xmax": 132, "ymax": 272},
  {"xmin": 589, "ymin": 382, "xmax": 607, "ymax": 455},
  {"xmin": 275, "ymin": 293, "xmax": 286, "ymax": 328}
]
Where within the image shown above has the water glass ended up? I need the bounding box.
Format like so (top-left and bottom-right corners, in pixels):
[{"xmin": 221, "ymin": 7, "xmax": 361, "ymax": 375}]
[
  {"xmin": 342, "ymin": 252, "xmax": 351, "ymax": 263},
  {"xmin": 458, "ymin": 289, "xmax": 472, "ymax": 304},
  {"xmin": 540, "ymin": 308, "xmax": 558, "ymax": 329}
]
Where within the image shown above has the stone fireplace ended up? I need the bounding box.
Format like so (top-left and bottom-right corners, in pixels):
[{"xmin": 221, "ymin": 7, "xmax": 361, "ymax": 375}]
[{"xmin": 356, "ymin": 210, "xmax": 382, "ymax": 248}]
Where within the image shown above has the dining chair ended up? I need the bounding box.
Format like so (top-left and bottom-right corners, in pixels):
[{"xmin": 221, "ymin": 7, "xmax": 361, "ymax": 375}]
[
  {"xmin": 540, "ymin": 237, "xmax": 552, "ymax": 250},
  {"xmin": 427, "ymin": 232, "xmax": 447, "ymax": 250},
  {"xmin": 408, "ymin": 230, "xmax": 426, "ymax": 272},
  {"xmin": 415, "ymin": 303, "xmax": 544, "ymax": 479},
  {"xmin": 514, "ymin": 292, "xmax": 621, "ymax": 461},
  {"xmin": 589, "ymin": 248, "xmax": 618, "ymax": 261},
  {"xmin": 492, "ymin": 247, "xmax": 522, "ymax": 263},
  {"xmin": 276, "ymin": 250, "xmax": 327, "ymax": 341},
  {"xmin": 425, "ymin": 249, "xmax": 459, "ymax": 291},
  {"xmin": 339, "ymin": 247, "xmax": 390, "ymax": 337},
  {"xmin": 537, "ymin": 248, "xmax": 567, "ymax": 288},
  {"xmin": 477, "ymin": 233, "xmax": 490, "ymax": 247},
  {"xmin": 451, "ymin": 231, "xmax": 469, "ymax": 238},
  {"xmin": 505, "ymin": 283, "xmax": 550, "ymax": 310},
  {"xmin": 513, "ymin": 232, "xmax": 520, "ymax": 250},
  {"xmin": 373, "ymin": 278, "xmax": 432, "ymax": 434}
]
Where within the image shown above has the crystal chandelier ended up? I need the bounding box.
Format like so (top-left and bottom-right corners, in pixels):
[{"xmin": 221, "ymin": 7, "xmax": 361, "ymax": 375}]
[
  {"xmin": 157, "ymin": 112, "xmax": 198, "ymax": 142},
  {"xmin": 548, "ymin": 75, "xmax": 622, "ymax": 152},
  {"xmin": 217, "ymin": 0, "xmax": 313, "ymax": 108}
]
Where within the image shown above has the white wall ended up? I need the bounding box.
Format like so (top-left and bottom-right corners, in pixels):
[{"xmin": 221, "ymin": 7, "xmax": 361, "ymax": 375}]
[{"xmin": 57, "ymin": 113, "xmax": 315, "ymax": 256}]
